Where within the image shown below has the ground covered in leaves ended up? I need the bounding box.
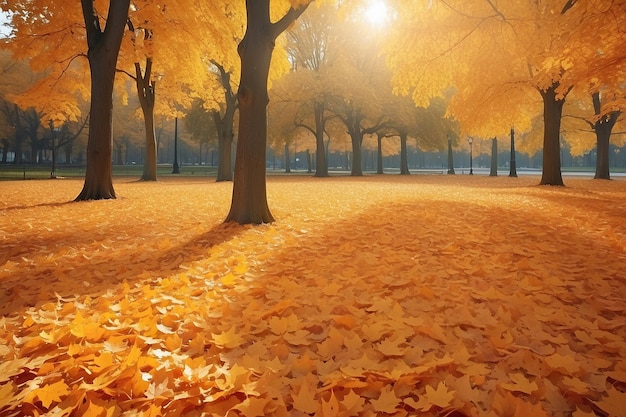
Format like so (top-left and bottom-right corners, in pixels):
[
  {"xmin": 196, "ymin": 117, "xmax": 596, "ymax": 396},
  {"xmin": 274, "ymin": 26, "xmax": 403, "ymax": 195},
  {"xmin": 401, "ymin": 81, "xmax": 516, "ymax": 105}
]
[{"xmin": 1, "ymin": 175, "xmax": 625, "ymax": 417}]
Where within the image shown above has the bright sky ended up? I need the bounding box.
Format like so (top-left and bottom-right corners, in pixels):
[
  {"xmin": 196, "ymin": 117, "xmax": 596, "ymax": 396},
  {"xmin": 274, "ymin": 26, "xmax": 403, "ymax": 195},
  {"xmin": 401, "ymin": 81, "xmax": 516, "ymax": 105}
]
[
  {"xmin": 0, "ymin": 12, "xmax": 11, "ymax": 37},
  {"xmin": 364, "ymin": 0, "xmax": 391, "ymax": 26}
]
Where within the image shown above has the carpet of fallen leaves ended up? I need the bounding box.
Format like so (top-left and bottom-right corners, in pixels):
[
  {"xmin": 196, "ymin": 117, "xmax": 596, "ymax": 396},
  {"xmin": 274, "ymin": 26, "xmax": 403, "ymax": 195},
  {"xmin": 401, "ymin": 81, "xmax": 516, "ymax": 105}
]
[{"xmin": 1, "ymin": 175, "xmax": 625, "ymax": 417}]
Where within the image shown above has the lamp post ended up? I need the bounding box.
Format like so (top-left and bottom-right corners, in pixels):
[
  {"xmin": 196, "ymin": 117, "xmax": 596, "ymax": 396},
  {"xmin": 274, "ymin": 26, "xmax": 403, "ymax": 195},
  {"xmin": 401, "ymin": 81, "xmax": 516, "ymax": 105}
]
[{"xmin": 468, "ymin": 137, "xmax": 474, "ymax": 175}]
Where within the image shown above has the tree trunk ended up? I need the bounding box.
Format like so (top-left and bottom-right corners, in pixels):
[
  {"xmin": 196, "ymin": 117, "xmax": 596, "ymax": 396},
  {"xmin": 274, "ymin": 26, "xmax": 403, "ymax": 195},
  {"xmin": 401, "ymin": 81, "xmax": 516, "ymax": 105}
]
[
  {"xmin": 314, "ymin": 101, "xmax": 328, "ymax": 177},
  {"xmin": 376, "ymin": 133, "xmax": 384, "ymax": 174},
  {"xmin": 76, "ymin": 0, "xmax": 130, "ymax": 200},
  {"xmin": 214, "ymin": 110, "xmax": 234, "ymax": 182},
  {"xmin": 136, "ymin": 60, "xmax": 157, "ymax": 182},
  {"xmin": 592, "ymin": 92, "xmax": 620, "ymax": 180},
  {"xmin": 13, "ymin": 104, "xmax": 24, "ymax": 165},
  {"xmin": 226, "ymin": 0, "xmax": 307, "ymax": 224},
  {"xmin": 350, "ymin": 133, "xmax": 363, "ymax": 176},
  {"xmin": 284, "ymin": 141, "xmax": 291, "ymax": 173},
  {"xmin": 490, "ymin": 137, "xmax": 498, "ymax": 176},
  {"xmin": 447, "ymin": 135, "xmax": 455, "ymax": 174},
  {"xmin": 212, "ymin": 62, "xmax": 236, "ymax": 182},
  {"xmin": 400, "ymin": 132, "xmax": 410, "ymax": 175},
  {"xmin": 539, "ymin": 83, "xmax": 566, "ymax": 186}
]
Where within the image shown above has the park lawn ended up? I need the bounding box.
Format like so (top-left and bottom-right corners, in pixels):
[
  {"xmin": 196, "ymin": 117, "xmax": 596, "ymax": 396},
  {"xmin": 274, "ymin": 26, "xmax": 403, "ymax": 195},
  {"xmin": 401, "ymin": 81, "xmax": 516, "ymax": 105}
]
[{"xmin": 0, "ymin": 175, "xmax": 625, "ymax": 417}]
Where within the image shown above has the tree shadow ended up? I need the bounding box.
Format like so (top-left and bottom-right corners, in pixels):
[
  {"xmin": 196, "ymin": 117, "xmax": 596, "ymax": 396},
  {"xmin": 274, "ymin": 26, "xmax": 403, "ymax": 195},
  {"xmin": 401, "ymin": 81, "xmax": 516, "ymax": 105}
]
[
  {"xmin": 0, "ymin": 222, "xmax": 246, "ymax": 316},
  {"xmin": 0, "ymin": 201, "xmax": 75, "ymax": 212}
]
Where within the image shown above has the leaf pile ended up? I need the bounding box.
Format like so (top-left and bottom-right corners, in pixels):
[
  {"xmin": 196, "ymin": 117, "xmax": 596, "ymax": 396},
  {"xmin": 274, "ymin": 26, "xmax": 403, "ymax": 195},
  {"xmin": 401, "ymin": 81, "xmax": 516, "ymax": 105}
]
[{"xmin": 1, "ymin": 176, "xmax": 625, "ymax": 416}]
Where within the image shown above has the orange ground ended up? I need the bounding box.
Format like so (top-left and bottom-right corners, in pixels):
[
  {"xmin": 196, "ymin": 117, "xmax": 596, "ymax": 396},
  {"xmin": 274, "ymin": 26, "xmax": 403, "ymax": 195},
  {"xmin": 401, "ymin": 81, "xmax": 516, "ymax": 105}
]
[{"xmin": 1, "ymin": 175, "xmax": 625, "ymax": 416}]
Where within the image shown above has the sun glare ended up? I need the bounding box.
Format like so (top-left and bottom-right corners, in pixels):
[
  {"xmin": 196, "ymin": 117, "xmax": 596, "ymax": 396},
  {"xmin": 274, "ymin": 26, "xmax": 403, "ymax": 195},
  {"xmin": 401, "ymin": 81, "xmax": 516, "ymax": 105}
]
[{"xmin": 364, "ymin": 0, "xmax": 390, "ymax": 26}]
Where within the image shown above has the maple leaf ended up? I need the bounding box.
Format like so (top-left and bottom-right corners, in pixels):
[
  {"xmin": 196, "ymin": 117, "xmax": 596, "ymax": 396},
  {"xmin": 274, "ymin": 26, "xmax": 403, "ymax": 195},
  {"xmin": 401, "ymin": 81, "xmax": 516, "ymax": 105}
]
[
  {"xmin": 370, "ymin": 385, "xmax": 400, "ymax": 414},
  {"xmin": 374, "ymin": 335, "xmax": 406, "ymax": 357},
  {"xmin": 321, "ymin": 390, "xmax": 340, "ymax": 417},
  {"xmin": 211, "ymin": 327, "xmax": 245, "ymax": 349},
  {"xmin": 231, "ymin": 396, "xmax": 271, "ymax": 417},
  {"xmin": 25, "ymin": 379, "xmax": 71, "ymax": 408},
  {"xmin": 500, "ymin": 372, "xmax": 539, "ymax": 395},
  {"xmin": 146, "ymin": 378, "xmax": 174, "ymax": 399},
  {"xmin": 404, "ymin": 382, "xmax": 455, "ymax": 412},
  {"xmin": 341, "ymin": 390, "xmax": 366, "ymax": 415},
  {"xmin": 592, "ymin": 386, "xmax": 626, "ymax": 417},
  {"xmin": 292, "ymin": 381, "xmax": 318, "ymax": 414}
]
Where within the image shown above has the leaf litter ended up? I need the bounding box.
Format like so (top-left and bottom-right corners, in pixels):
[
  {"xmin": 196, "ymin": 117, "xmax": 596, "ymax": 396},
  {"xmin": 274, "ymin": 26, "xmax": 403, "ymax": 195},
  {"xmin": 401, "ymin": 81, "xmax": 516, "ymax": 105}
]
[{"xmin": 0, "ymin": 176, "xmax": 625, "ymax": 416}]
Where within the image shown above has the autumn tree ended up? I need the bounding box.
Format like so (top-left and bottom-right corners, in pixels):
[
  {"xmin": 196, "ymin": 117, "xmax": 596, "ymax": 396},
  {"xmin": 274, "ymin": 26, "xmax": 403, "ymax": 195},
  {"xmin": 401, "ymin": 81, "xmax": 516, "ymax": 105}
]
[
  {"xmin": 225, "ymin": 0, "xmax": 310, "ymax": 224},
  {"xmin": 275, "ymin": 4, "xmax": 344, "ymax": 177},
  {"xmin": 386, "ymin": 0, "xmax": 625, "ymax": 186}
]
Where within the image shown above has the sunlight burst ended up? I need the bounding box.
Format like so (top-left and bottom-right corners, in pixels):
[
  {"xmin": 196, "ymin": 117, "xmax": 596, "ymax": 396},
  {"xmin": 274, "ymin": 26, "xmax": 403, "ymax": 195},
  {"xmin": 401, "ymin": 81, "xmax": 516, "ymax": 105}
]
[{"xmin": 364, "ymin": 0, "xmax": 390, "ymax": 26}]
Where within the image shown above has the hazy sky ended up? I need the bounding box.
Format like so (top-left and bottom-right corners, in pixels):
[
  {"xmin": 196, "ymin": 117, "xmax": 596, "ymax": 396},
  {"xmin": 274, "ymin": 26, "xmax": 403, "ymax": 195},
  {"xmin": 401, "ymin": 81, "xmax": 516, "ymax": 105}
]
[{"xmin": 0, "ymin": 12, "xmax": 11, "ymax": 37}]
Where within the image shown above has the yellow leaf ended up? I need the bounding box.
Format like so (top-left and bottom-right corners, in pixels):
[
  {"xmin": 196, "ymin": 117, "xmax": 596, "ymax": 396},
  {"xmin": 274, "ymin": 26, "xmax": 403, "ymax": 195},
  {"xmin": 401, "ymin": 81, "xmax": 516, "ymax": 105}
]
[
  {"xmin": 28, "ymin": 379, "xmax": 70, "ymax": 408},
  {"xmin": 221, "ymin": 272, "xmax": 237, "ymax": 286},
  {"xmin": 370, "ymin": 385, "xmax": 399, "ymax": 414},
  {"xmin": 500, "ymin": 372, "xmax": 539, "ymax": 395},
  {"xmin": 321, "ymin": 390, "xmax": 340, "ymax": 417},
  {"xmin": 406, "ymin": 382, "xmax": 455, "ymax": 411},
  {"xmin": 292, "ymin": 381, "xmax": 318, "ymax": 414},
  {"xmin": 212, "ymin": 327, "xmax": 245, "ymax": 349}
]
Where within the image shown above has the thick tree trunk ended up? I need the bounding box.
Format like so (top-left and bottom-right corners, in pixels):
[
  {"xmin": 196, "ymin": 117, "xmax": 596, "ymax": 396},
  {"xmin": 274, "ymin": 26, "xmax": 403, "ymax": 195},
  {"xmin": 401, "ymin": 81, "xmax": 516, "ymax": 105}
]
[
  {"xmin": 13, "ymin": 104, "xmax": 24, "ymax": 165},
  {"xmin": 215, "ymin": 113, "xmax": 234, "ymax": 181},
  {"xmin": 76, "ymin": 0, "xmax": 130, "ymax": 200},
  {"xmin": 76, "ymin": 52, "xmax": 117, "ymax": 199},
  {"xmin": 226, "ymin": 0, "xmax": 307, "ymax": 224},
  {"xmin": 400, "ymin": 132, "xmax": 410, "ymax": 175},
  {"xmin": 141, "ymin": 115, "xmax": 157, "ymax": 181},
  {"xmin": 284, "ymin": 141, "xmax": 291, "ymax": 173},
  {"xmin": 376, "ymin": 134, "xmax": 384, "ymax": 174},
  {"xmin": 539, "ymin": 83, "xmax": 566, "ymax": 186},
  {"xmin": 212, "ymin": 62, "xmax": 236, "ymax": 182},
  {"xmin": 226, "ymin": 1, "xmax": 274, "ymax": 223},
  {"xmin": 314, "ymin": 102, "xmax": 328, "ymax": 177},
  {"xmin": 136, "ymin": 60, "xmax": 157, "ymax": 182},
  {"xmin": 447, "ymin": 136, "xmax": 455, "ymax": 174},
  {"xmin": 490, "ymin": 137, "xmax": 498, "ymax": 176},
  {"xmin": 592, "ymin": 92, "xmax": 619, "ymax": 180},
  {"xmin": 595, "ymin": 127, "xmax": 611, "ymax": 180},
  {"xmin": 350, "ymin": 133, "xmax": 363, "ymax": 176}
]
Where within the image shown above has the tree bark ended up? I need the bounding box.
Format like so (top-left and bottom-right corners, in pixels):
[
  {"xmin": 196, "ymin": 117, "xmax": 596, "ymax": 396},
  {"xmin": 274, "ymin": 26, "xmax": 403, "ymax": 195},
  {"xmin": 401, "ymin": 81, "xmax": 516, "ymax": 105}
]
[
  {"xmin": 490, "ymin": 137, "xmax": 498, "ymax": 176},
  {"xmin": 226, "ymin": 0, "xmax": 308, "ymax": 224},
  {"xmin": 376, "ymin": 133, "xmax": 384, "ymax": 174},
  {"xmin": 284, "ymin": 141, "xmax": 291, "ymax": 173},
  {"xmin": 136, "ymin": 59, "xmax": 157, "ymax": 181},
  {"xmin": 212, "ymin": 62, "xmax": 236, "ymax": 182},
  {"xmin": 447, "ymin": 135, "xmax": 455, "ymax": 174},
  {"xmin": 399, "ymin": 131, "xmax": 410, "ymax": 175},
  {"xmin": 591, "ymin": 92, "xmax": 620, "ymax": 180},
  {"xmin": 539, "ymin": 82, "xmax": 566, "ymax": 186},
  {"xmin": 76, "ymin": 0, "xmax": 130, "ymax": 200},
  {"xmin": 313, "ymin": 101, "xmax": 328, "ymax": 177},
  {"xmin": 350, "ymin": 133, "xmax": 363, "ymax": 176}
]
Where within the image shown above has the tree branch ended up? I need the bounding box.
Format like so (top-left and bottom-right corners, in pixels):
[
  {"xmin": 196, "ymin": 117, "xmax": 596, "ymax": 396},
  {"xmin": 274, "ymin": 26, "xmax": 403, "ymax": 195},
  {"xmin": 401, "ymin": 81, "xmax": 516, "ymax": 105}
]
[
  {"xmin": 271, "ymin": 3, "xmax": 310, "ymax": 39},
  {"xmin": 81, "ymin": 0, "xmax": 102, "ymax": 50},
  {"xmin": 561, "ymin": 0, "xmax": 578, "ymax": 14}
]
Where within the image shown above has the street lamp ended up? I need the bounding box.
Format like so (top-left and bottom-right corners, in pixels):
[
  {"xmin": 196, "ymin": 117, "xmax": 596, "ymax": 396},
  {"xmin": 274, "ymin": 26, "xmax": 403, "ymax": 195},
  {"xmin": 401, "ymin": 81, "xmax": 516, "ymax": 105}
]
[{"xmin": 468, "ymin": 137, "xmax": 474, "ymax": 175}]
